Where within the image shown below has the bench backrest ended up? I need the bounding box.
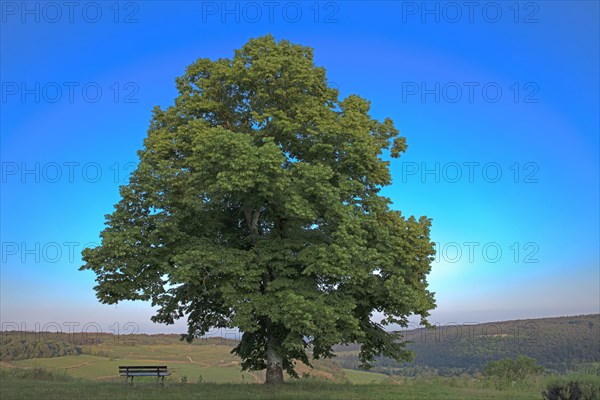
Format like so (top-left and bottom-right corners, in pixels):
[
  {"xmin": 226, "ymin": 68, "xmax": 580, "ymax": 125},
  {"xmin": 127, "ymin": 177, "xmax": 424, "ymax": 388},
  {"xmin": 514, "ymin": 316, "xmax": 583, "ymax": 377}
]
[{"xmin": 119, "ymin": 366, "xmax": 168, "ymax": 374}]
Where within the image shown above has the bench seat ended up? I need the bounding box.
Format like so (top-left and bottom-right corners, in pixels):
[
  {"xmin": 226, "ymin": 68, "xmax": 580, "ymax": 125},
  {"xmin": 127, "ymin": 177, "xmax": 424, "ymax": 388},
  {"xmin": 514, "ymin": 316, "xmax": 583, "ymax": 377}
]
[
  {"xmin": 119, "ymin": 366, "xmax": 170, "ymax": 385},
  {"xmin": 119, "ymin": 372, "xmax": 170, "ymax": 376}
]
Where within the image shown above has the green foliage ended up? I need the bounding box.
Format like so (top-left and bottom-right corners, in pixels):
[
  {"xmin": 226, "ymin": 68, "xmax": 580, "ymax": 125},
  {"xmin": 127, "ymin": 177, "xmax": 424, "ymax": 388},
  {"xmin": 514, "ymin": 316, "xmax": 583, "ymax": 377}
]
[
  {"xmin": 335, "ymin": 315, "xmax": 600, "ymax": 376},
  {"xmin": 1, "ymin": 366, "xmax": 72, "ymax": 382},
  {"xmin": 0, "ymin": 379, "xmax": 544, "ymax": 400},
  {"xmin": 483, "ymin": 355, "xmax": 544, "ymax": 380},
  {"xmin": 479, "ymin": 356, "xmax": 544, "ymax": 390},
  {"xmin": 542, "ymin": 374, "xmax": 600, "ymax": 400},
  {"xmin": 0, "ymin": 333, "xmax": 83, "ymax": 361},
  {"xmin": 80, "ymin": 34, "xmax": 435, "ymax": 380}
]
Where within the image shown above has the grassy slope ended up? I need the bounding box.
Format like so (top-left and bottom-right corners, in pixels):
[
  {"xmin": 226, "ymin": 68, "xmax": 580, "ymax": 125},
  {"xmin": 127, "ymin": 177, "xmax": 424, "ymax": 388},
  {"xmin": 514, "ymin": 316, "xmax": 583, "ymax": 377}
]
[
  {"xmin": 12, "ymin": 345, "xmax": 260, "ymax": 383},
  {"xmin": 0, "ymin": 379, "xmax": 541, "ymax": 400},
  {"xmin": 9, "ymin": 342, "xmax": 349, "ymax": 384},
  {"xmin": 3, "ymin": 314, "xmax": 597, "ymax": 399},
  {"xmin": 334, "ymin": 314, "xmax": 600, "ymax": 374},
  {"xmin": 0, "ymin": 338, "xmax": 547, "ymax": 399},
  {"xmin": 341, "ymin": 369, "xmax": 388, "ymax": 384}
]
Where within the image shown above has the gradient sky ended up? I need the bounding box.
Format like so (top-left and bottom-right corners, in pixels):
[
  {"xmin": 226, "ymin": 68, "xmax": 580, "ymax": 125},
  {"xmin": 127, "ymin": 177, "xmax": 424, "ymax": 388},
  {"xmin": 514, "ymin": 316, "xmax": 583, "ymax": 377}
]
[{"xmin": 1, "ymin": 1, "xmax": 598, "ymax": 335}]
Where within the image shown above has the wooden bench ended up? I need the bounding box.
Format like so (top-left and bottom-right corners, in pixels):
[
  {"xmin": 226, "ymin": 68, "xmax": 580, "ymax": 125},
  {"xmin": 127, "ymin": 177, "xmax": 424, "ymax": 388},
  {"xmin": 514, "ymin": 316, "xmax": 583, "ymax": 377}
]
[{"xmin": 119, "ymin": 365, "xmax": 170, "ymax": 385}]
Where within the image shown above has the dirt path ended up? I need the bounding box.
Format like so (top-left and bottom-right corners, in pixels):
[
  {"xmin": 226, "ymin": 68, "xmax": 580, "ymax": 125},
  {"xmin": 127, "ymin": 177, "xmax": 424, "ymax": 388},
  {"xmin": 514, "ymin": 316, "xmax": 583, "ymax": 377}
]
[
  {"xmin": 0, "ymin": 361, "xmax": 17, "ymax": 368},
  {"xmin": 56, "ymin": 362, "xmax": 95, "ymax": 370},
  {"xmin": 97, "ymin": 375, "xmax": 120, "ymax": 381},
  {"xmin": 248, "ymin": 371, "xmax": 263, "ymax": 383}
]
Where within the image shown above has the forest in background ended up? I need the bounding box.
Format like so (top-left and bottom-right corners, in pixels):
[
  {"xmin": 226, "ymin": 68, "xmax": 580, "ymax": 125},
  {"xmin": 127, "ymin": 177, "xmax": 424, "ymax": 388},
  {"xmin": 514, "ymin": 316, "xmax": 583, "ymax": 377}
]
[{"xmin": 2, "ymin": 314, "xmax": 598, "ymax": 376}]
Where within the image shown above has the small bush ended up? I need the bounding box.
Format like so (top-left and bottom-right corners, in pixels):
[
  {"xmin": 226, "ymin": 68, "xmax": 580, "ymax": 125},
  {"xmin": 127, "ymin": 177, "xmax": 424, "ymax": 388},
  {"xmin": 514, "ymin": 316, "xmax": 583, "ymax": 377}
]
[
  {"xmin": 482, "ymin": 355, "xmax": 544, "ymax": 390},
  {"xmin": 1, "ymin": 367, "xmax": 72, "ymax": 382},
  {"xmin": 543, "ymin": 376, "xmax": 600, "ymax": 400},
  {"xmin": 484, "ymin": 355, "xmax": 544, "ymax": 380}
]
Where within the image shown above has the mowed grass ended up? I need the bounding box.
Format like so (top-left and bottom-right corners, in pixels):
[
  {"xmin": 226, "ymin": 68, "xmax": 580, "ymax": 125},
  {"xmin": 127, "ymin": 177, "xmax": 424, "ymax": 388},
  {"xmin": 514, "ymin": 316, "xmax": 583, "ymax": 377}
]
[
  {"xmin": 1, "ymin": 341, "xmax": 545, "ymax": 399},
  {"xmin": 13, "ymin": 353, "xmax": 258, "ymax": 383},
  {"xmin": 0, "ymin": 379, "xmax": 542, "ymax": 400},
  {"xmin": 8, "ymin": 341, "xmax": 356, "ymax": 384},
  {"xmin": 341, "ymin": 368, "xmax": 387, "ymax": 384},
  {"xmin": 87, "ymin": 342, "xmax": 243, "ymax": 365}
]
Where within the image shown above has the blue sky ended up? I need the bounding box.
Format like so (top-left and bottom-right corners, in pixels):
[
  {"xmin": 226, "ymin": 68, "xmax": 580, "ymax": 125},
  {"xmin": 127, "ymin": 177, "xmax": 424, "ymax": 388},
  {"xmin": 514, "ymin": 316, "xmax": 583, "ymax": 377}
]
[{"xmin": 1, "ymin": 1, "xmax": 598, "ymax": 334}]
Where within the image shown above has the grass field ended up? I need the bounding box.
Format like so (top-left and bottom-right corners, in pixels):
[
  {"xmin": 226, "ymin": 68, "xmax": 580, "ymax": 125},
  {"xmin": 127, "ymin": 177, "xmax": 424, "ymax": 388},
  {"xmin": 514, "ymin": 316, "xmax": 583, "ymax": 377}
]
[
  {"xmin": 0, "ymin": 378, "xmax": 543, "ymax": 400},
  {"xmin": 7, "ymin": 340, "xmax": 366, "ymax": 384},
  {"xmin": 1, "ymin": 352, "xmax": 546, "ymax": 400},
  {"xmin": 341, "ymin": 368, "xmax": 388, "ymax": 384},
  {"xmin": 13, "ymin": 353, "xmax": 259, "ymax": 383},
  {"xmin": 2, "ymin": 336, "xmax": 593, "ymax": 399},
  {"xmin": 11, "ymin": 343, "xmax": 265, "ymax": 383},
  {"xmin": 0, "ymin": 340, "xmax": 319, "ymax": 382}
]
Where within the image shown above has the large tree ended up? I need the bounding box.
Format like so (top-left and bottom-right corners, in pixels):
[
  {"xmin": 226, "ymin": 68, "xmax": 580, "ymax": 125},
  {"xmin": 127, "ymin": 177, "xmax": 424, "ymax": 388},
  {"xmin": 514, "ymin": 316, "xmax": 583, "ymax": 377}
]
[{"xmin": 81, "ymin": 35, "xmax": 436, "ymax": 384}]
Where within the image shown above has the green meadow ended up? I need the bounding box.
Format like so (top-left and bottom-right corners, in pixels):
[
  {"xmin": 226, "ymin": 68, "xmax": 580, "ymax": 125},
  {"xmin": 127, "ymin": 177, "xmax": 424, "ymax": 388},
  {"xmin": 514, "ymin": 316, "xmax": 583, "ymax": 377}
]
[
  {"xmin": 11, "ymin": 343, "xmax": 261, "ymax": 383},
  {"xmin": 2, "ymin": 327, "xmax": 598, "ymax": 399},
  {"xmin": 0, "ymin": 339, "xmax": 547, "ymax": 400},
  {"xmin": 2, "ymin": 376, "xmax": 544, "ymax": 400}
]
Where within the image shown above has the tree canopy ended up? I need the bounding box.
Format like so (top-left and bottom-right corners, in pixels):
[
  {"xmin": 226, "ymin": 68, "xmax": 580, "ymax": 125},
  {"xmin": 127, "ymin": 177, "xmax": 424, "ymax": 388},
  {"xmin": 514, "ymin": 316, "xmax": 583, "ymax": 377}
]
[{"xmin": 81, "ymin": 34, "xmax": 436, "ymax": 384}]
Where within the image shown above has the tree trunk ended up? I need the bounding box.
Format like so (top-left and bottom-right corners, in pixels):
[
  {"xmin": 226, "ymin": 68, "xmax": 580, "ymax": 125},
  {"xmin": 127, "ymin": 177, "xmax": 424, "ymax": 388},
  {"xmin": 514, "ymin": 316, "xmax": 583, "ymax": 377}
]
[{"xmin": 265, "ymin": 336, "xmax": 284, "ymax": 384}]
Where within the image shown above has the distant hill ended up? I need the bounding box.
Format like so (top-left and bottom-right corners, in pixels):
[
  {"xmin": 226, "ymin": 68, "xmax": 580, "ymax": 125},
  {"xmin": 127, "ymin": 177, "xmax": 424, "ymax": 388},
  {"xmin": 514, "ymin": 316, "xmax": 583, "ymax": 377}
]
[
  {"xmin": 334, "ymin": 314, "xmax": 600, "ymax": 375},
  {"xmin": 0, "ymin": 334, "xmax": 357, "ymax": 383},
  {"xmin": 0, "ymin": 332, "xmax": 237, "ymax": 361},
  {"xmin": 0, "ymin": 334, "xmax": 83, "ymax": 361},
  {"xmin": 2, "ymin": 314, "xmax": 598, "ymax": 377}
]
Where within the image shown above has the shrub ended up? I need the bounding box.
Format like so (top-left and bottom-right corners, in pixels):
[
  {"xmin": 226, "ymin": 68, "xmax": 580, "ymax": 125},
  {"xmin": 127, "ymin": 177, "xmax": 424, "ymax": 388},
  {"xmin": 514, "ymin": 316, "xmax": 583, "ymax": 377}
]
[
  {"xmin": 482, "ymin": 355, "xmax": 545, "ymax": 390},
  {"xmin": 484, "ymin": 355, "xmax": 544, "ymax": 380},
  {"xmin": 542, "ymin": 375, "xmax": 600, "ymax": 400},
  {"xmin": 1, "ymin": 367, "xmax": 72, "ymax": 382}
]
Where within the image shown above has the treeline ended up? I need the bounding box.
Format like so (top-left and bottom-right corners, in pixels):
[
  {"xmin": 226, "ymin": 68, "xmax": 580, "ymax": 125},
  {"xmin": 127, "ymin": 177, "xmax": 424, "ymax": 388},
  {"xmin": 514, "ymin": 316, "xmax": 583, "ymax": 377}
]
[
  {"xmin": 0, "ymin": 335, "xmax": 82, "ymax": 361},
  {"xmin": 3, "ymin": 314, "xmax": 597, "ymax": 370},
  {"xmin": 335, "ymin": 314, "xmax": 600, "ymax": 375},
  {"xmin": 0, "ymin": 331, "xmax": 239, "ymax": 361}
]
